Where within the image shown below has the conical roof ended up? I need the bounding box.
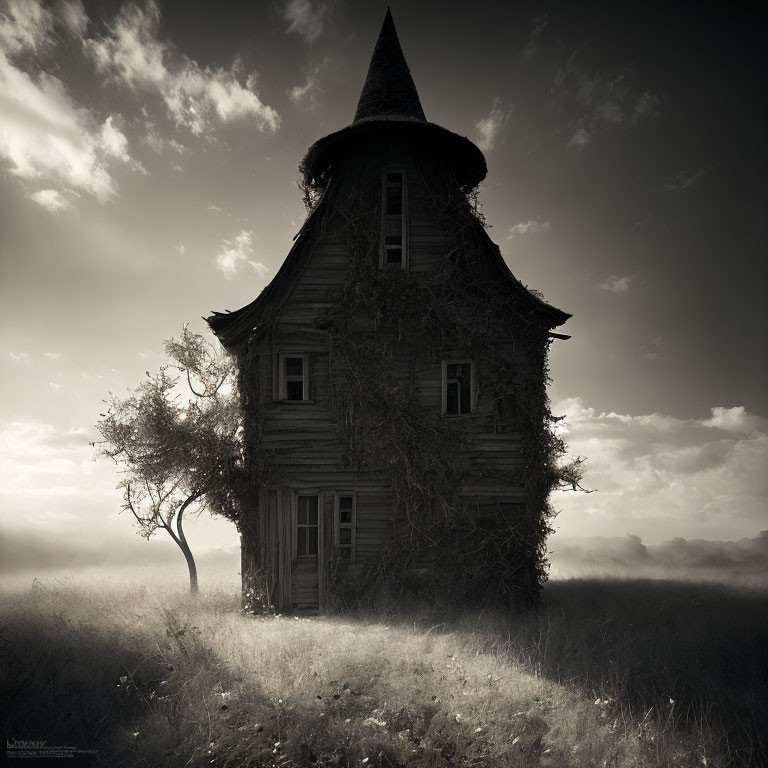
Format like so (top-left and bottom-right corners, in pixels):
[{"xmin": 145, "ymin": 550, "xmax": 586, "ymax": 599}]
[
  {"xmin": 353, "ymin": 8, "xmax": 426, "ymax": 122},
  {"xmin": 300, "ymin": 9, "xmax": 486, "ymax": 192}
]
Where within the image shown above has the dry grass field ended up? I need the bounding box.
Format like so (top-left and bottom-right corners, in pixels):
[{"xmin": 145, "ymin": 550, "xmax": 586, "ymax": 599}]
[{"xmin": 1, "ymin": 570, "xmax": 765, "ymax": 767}]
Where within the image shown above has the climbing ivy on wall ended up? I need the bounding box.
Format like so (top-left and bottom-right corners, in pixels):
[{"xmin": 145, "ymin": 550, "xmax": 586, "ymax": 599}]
[{"xmin": 312, "ymin": 152, "xmax": 583, "ymax": 608}]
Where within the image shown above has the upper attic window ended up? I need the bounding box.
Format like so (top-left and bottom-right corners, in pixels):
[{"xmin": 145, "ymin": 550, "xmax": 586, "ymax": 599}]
[
  {"xmin": 278, "ymin": 353, "xmax": 309, "ymax": 401},
  {"xmin": 381, "ymin": 169, "xmax": 407, "ymax": 268}
]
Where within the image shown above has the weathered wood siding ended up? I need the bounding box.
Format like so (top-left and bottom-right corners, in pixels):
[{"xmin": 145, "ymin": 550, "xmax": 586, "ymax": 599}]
[{"xmin": 240, "ymin": 133, "xmax": 546, "ymax": 611}]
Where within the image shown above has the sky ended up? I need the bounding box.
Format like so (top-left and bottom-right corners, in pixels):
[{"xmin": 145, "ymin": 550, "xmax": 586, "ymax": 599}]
[{"xmin": 1, "ymin": 0, "xmax": 766, "ymax": 578}]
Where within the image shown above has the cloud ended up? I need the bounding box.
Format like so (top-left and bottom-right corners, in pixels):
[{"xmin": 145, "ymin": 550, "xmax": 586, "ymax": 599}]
[
  {"xmin": 594, "ymin": 274, "xmax": 632, "ymax": 293},
  {"xmin": 550, "ymin": 532, "xmax": 768, "ymax": 581},
  {"xmin": 0, "ymin": 523, "xmax": 239, "ymax": 575},
  {"xmin": 521, "ymin": 15, "xmax": 548, "ymax": 60},
  {"xmin": 662, "ymin": 169, "xmax": 705, "ymax": 192},
  {"xmin": 143, "ymin": 122, "xmax": 186, "ymax": 155},
  {"xmin": 0, "ymin": 0, "xmax": 87, "ymax": 54},
  {"xmin": 0, "ymin": 0, "xmax": 55, "ymax": 55},
  {"xmin": 552, "ymin": 399, "xmax": 768, "ymax": 543},
  {"xmin": 474, "ymin": 98, "xmax": 509, "ymax": 153},
  {"xmin": 27, "ymin": 188, "xmax": 73, "ymax": 214},
  {"xmin": 56, "ymin": 0, "xmax": 88, "ymax": 37},
  {"xmin": 632, "ymin": 90, "xmax": 660, "ymax": 123},
  {"xmin": 704, "ymin": 406, "xmax": 764, "ymax": 434},
  {"xmin": 641, "ymin": 335, "xmax": 663, "ymax": 360},
  {"xmin": 289, "ymin": 76, "xmax": 317, "ymax": 103},
  {"xmin": 249, "ymin": 261, "xmax": 269, "ymax": 275},
  {"xmin": 567, "ymin": 127, "xmax": 590, "ymax": 150},
  {"xmin": 88, "ymin": 1, "xmax": 280, "ymax": 136},
  {"xmin": 0, "ymin": 420, "xmax": 98, "ymax": 505},
  {"xmin": 9, "ymin": 351, "xmax": 64, "ymax": 366},
  {"xmin": 507, "ymin": 220, "xmax": 550, "ymax": 238},
  {"xmin": 216, "ymin": 229, "xmax": 257, "ymax": 278},
  {"xmin": 99, "ymin": 115, "xmax": 130, "ymax": 162},
  {"xmin": 0, "ymin": 52, "xmax": 123, "ymax": 201},
  {"xmin": 283, "ymin": 0, "xmax": 327, "ymax": 43},
  {"xmin": 0, "ymin": 1, "xmax": 139, "ymax": 204},
  {"xmin": 174, "ymin": 242, "xmax": 186, "ymax": 254},
  {"xmin": 288, "ymin": 56, "xmax": 330, "ymax": 110},
  {"xmin": 553, "ymin": 56, "xmax": 658, "ymax": 149}
]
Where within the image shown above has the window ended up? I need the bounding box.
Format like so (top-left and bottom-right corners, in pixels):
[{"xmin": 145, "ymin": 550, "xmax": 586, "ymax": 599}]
[
  {"xmin": 278, "ymin": 353, "xmax": 309, "ymax": 400},
  {"xmin": 334, "ymin": 492, "xmax": 357, "ymax": 562},
  {"xmin": 381, "ymin": 170, "xmax": 407, "ymax": 268},
  {"xmin": 442, "ymin": 360, "xmax": 474, "ymax": 415},
  {"xmin": 296, "ymin": 495, "xmax": 319, "ymax": 556}
]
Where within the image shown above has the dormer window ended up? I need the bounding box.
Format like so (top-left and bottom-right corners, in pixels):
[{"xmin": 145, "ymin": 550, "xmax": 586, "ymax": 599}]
[
  {"xmin": 442, "ymin": 360, "xmax": 474, "ymax": 415},
  {"xmin": 279, "ymin": 353, "xmax": 309, "ymax": 400},
  {"xmin": 381, "ymin": 169, "xmax": 407, "ymax": 268}
]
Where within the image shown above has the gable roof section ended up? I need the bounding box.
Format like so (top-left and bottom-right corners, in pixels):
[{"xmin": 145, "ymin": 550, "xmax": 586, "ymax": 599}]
[
  {"xmin": 206, "ymin": 184, "xmax": 569, "ymax": 351},
  {"xmin": 207, "ymin": 192, "xmax": 330, "ymax": 349}
]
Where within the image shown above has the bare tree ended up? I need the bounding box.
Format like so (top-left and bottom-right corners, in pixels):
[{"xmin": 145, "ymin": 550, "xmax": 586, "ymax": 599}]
[{"xmin": 96, "ymin": 327, "xmax": 243, "ymax": 593}]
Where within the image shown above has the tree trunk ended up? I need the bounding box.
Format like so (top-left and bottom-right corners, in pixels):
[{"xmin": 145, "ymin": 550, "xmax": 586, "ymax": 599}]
[
  {"xmin": 240, "ymin": 517, "xmax": 261, "ymax": 610},
  {"xmin": 175, "ymin": 502, "xmax": 199, "ymax": 594}
]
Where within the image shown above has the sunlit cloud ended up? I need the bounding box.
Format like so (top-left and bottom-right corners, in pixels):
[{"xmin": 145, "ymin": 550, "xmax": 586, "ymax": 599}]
[
  {"xmin": 216, "ymin": 229, "xmax": 258, "ymax": 278},
  {"xmin": 0, "ymin": 0, "xmax": 137, "ymax": 204},
  {"xmin": 28, "ymin": 188, "xmax": 73, "ymax": 214},
  {"xmin": 507, "ymin": 220, "xmax": 550, "ymax": 238},
  {"xmin": 552, "ymin": 399, "xmax": 768, "ymax": 542},
  {"xmin": 99, "ymin": 116, "xmax": 131, "ymax": 162},
  {"xmin": 174, "ymin": 242, "xmax": 186, "ymax": 254},
  {"xmin": 8, "ymin": 351, "xmax": 31, "ymax": 363},
  {"xmin": 0, "ymin": 421, "xmax": 94, "ymax": 498},
  {"xmin": 283, "ymin": 0, "xmax": 327, "ymax": 43},
  {"xmin": 249, "ymin": 261, "xmax": 269, "ymax": 276},
  {"xmin": 0, "ymin": 53, "xmax": 121, "ymax": 201},
  {"xmin": 474, "ymin": 98, "xmax": 509, "ymax": 153},
  {"xmin": 43, "ymin": 352, "xmax": 62, "ymax": 359},
  {"xmin": 88, "ymin": 0, "xmax": 280, "ymax": 136},
  {"xmin": 57, "ymin": 0, "xmax": 88, "ymax": 37},
  {"xmin": 704, "ymin": 406, "xmax": 764, "ymax": 434},
  {"xmin": 0, "ymin": 0, "xmax": 55, "ymax": 55},
  {"xmin": 594, "ymin": 274, "xmax": 633, "ymax": 293}
]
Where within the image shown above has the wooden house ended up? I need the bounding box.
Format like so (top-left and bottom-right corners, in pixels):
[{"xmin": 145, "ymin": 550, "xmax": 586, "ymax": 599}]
[{"xmin": 207, "ymin": 10, "xmax": 570, "ymax": 613}]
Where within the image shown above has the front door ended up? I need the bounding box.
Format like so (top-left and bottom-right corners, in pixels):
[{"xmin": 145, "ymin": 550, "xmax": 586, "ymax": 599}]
[{"xmin": 292, "ymin": 494, "xmax": 320, "ymax": 612}]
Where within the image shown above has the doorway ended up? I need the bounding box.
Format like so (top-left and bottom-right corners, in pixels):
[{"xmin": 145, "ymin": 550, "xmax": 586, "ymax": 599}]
[{"xmin": 292, "ymin": 494, "xmax": 320, "ymax": 611}]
